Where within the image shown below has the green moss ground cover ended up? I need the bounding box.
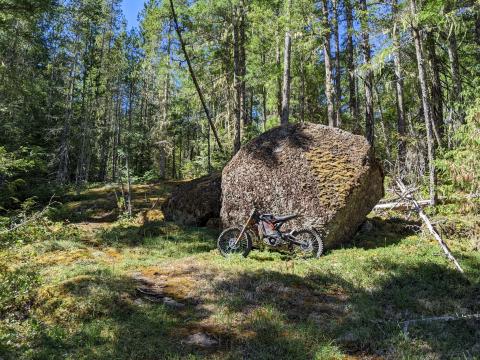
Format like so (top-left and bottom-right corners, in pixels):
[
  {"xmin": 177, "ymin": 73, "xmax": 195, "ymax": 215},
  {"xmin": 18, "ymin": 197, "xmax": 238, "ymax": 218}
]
[{"xmin": 0, "ymin": 183, "xmax": 479, "ymax": 359}]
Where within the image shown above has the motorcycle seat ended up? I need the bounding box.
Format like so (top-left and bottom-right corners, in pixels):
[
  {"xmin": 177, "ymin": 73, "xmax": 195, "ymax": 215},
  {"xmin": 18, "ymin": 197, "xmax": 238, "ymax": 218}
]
[{"xmin": 273, "ymin": 214, "xmax": 298, "ymax": 222}]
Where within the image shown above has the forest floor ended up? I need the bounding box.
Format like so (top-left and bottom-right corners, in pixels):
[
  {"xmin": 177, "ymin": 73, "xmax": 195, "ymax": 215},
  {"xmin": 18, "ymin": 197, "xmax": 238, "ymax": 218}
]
[{"xmin": 0, "ymin": 182, "xmax": 479, "ymax": 359}]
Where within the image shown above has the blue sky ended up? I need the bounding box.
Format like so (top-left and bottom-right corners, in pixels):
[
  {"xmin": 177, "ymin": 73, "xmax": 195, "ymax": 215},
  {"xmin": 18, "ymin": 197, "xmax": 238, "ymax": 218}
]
[{"xmin": 121, "ymin": 0, "xmax": 145, "ymax": 29}]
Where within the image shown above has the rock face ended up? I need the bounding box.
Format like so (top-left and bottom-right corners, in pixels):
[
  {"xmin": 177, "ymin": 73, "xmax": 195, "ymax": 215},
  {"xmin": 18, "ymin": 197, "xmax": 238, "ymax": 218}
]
[
  {"xmin": 221, "ymin": 122, "xmax": 384, "ymax": 247},
  {"xmin": 162, "ymin": 173, "xmax": 221, "ymax": 226}
]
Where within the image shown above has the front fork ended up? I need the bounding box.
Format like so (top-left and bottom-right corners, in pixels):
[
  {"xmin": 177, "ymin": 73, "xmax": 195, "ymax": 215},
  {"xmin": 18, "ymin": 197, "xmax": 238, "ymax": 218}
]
[{"xmin": 233, "ymin": 209, "xmax": 255, "ymax": 246}]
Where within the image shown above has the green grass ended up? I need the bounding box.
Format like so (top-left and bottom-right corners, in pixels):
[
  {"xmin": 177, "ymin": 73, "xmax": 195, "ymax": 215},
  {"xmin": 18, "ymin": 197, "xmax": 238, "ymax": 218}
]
[{"xmin": 0, "ymin": 183, "xmax": 479, "ymax": 359}]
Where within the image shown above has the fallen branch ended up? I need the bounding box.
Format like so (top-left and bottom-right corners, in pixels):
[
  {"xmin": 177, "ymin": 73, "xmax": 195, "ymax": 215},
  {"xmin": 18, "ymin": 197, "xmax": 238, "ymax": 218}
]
[
  {"xmin": 169, "ymin": 0, "xmax": 223, "ymax": 152},
  {"xmin": 374, "ymin": 199, "xmax": 432, "ymax": 211},
  {"xmin": 0, "ymin": 196, "xmax": 57, "ymax": 235},
  {"xmin": 374, "ymin": 193, "xmax": 479, "ymax": 212},
  {"xmin": 396, "ymin": 179, "xmax": 464, "ymax": 273}
]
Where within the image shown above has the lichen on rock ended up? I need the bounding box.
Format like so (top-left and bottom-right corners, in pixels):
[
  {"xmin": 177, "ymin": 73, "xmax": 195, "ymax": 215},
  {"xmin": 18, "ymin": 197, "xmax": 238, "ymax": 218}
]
[{"xmin": 221, "ymin": 122, "xmax": 384, "ymax": 247}]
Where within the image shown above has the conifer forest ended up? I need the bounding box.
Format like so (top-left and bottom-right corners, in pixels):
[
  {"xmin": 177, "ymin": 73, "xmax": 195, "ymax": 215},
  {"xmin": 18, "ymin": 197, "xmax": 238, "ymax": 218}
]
[{"xmin": 0, "ymin": 0, "xmax": 479, "ymax": 359}]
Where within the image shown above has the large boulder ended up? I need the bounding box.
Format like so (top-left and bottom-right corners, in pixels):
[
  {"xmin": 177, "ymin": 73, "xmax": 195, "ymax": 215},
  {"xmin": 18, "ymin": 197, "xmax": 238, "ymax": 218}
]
[
  {"xmin": 162, "ymin": 173, "xmax": 221, "ymax": 226},
  {"xmin": 221, "ymin": 122, "xmax": 384, "ymax": 247}
]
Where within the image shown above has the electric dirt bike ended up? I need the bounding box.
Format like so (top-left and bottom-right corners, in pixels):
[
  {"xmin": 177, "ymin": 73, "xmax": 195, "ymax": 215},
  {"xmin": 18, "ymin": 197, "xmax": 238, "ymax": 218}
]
[{"xmin": 217, "ymin": 208, "xmax": 323, "ymax": 258}]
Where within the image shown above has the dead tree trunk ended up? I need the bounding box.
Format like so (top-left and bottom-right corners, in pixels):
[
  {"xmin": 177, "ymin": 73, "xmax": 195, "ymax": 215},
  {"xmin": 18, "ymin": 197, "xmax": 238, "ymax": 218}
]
[
  {"xmin": 169, "ymin": 0, "xmax": 223, "ymax": 151},
  {"xmin": 396, "ymin": 179, "xmax": 463, "ymax": 273},
  {"xmin": 410, "ymin": 0, "xmax": 437, "ymax": 205}
]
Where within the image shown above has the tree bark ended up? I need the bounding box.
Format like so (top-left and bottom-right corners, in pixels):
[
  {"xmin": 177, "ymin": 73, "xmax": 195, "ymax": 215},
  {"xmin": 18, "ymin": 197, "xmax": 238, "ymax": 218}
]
[
  {"xmin": 410, "ymin": 0, "xmax": 437, "ymax": 205},
  {"xmin": 359, "ymin": 0, "xmax": 374, "ymax": 146},
  {"xmin": 321, "ymin": 0, "xmax": 336, "ymax": 128}
]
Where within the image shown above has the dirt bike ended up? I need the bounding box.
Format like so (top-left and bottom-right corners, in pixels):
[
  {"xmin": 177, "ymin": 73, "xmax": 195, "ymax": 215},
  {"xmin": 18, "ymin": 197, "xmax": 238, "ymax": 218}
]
[{"xmin": 217, "ymin": 208, "xmax": 323, "ymax": 258}]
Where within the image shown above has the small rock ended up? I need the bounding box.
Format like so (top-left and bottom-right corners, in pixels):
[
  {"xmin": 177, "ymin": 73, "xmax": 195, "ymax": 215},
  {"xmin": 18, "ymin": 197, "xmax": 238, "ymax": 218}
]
[
  {"xmin": 184, "ymin": 332, "xmax": 218, "ymax": 347},
  {"xmin": 163, "ymin": 297, "xmax": 185, "ymax": 308},
  {"xmin": 133, "ymin": 298, "xmax": 144, "ymax": 306}
]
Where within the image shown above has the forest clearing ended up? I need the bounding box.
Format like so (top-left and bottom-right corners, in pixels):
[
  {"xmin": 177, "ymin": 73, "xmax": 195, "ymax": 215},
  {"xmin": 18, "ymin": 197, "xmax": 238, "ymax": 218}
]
[
  {"xmin": 1, "ymin": 0, "xmax": 480, "ymax": 358},
  {"xmin": 1, "ymin": 182, "xmax": 479, "ymax": 359}
]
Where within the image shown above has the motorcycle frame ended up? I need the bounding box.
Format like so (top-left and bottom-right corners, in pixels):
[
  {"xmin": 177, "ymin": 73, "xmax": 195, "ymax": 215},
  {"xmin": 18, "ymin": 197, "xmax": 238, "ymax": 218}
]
[{"xmin": 233, "ymin": 208, "xmax": 304, "ymax": 247}]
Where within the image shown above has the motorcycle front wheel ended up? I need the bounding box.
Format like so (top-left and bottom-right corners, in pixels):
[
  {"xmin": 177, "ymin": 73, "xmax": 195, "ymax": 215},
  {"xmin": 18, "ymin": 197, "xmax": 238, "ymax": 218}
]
[{"xmin": 217, "ymin": 227, "xmax": 252, "ymax": 257}]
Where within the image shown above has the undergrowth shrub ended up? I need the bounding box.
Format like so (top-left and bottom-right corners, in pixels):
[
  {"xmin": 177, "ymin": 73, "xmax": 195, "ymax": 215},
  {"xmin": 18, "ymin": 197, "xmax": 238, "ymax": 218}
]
[{"xmin": 438, "ymin": 101, "xmax": 480, "ymax": 198}]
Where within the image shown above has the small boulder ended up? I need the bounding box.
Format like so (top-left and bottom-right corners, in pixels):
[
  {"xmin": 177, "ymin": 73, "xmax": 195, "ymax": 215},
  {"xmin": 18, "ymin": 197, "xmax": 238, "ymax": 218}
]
[{"xmin": 162, "ymin": 173, "xmax": 221, "ymax": 226}]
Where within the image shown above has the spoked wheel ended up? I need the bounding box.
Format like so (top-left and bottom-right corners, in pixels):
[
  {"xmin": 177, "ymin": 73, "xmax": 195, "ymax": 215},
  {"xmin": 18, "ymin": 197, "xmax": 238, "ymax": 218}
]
[
  {"xmin": 291, "ymin": 228, "xmax": 323, "ymax": 259},
  {"xmin": 217, "ymin": 227, "xmax": 252, "ymax": 257}
]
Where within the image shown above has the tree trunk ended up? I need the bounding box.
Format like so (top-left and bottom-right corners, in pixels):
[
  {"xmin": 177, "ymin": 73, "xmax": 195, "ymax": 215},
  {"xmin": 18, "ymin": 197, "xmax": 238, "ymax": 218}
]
[
  {"xmin": 359, "ymin": 0, "xmax": 374, "ymax": 146},
  {"xmin": 275, "ymin": 25, "xmax": 282, "ymax": 119},
  {"xmin": 345, "ymin": 0, "xmax": 358, "ymax": 124},
  {"xmin": 280, "ymin": 0, "xmax": 292, "ymax": 125},
  {"xmin": 171, "ymin": 136, "xmax": 176, "ymax": 179},
  {"xmin": 169, "ymin": 0, "xmax": 223, "ymax": 151},
  {"xmin": 410, "ymin": 0, "xmax": 437, "ymax": 205},
  {"xmin": 233, "ymin": 5, "xmax": 242, "ymax": 152},
  {"xmin": 476, "ymin": 9, "xmax": 480, "ymax": 61},
  {"xmin": 160, "ymin": 29, "xmax": 171, "ymax": 179},
  {"xmin": 57, "ymin": 41, "xmax": 80, "ymax": 184},
  {"xmin": 239, "ymin": 0, "xmax": 248, "ymax": 127},
  {"xmin": 321, "ymin": 0, "xmax": 336, "ymax": 127},
  {"xmin": 426, "ymin": 31, "xmax": 444, "ymax": 145},
  {"xmin": 392, "ymin": 0, "xmax": 406, "ymax": 172},
  {"xmin": 125, "ymin": 154, "xmax": 132, "ymax": 217},
  {"xmin": 333, "ymin": 0, "xmax": 341, "ymax": 127},
  {"xmin": 446, "ymin": 28, "xmax": 465, "ymax": 126}
]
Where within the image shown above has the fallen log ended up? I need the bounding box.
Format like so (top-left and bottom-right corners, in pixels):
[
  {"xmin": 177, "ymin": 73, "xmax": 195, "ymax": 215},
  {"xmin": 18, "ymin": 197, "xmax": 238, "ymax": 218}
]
[
  {"xmin": 374, "ymin": 193, "xmax": 479, "ymax": 212},
  {"xmin": 374, "ymin": 199, "xmax": 432, "ymax": 211}
]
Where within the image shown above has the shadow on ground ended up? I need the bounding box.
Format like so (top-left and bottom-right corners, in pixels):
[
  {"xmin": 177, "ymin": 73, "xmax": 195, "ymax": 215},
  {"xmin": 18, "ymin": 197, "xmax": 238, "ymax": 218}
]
[
  {"xmin": 210, "ymin": 261, "xmax": 480, "ymax": 359},
  {"xmin": 21, "ymin": 259, "xmax": 477, "ymax": 359}
]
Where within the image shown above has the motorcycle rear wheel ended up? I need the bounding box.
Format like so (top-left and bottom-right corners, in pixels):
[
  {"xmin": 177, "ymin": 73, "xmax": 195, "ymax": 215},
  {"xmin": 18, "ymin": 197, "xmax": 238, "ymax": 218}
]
[{"xmin": 291, "ymin": 228, "xmax": 323, "ymax": 259}]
